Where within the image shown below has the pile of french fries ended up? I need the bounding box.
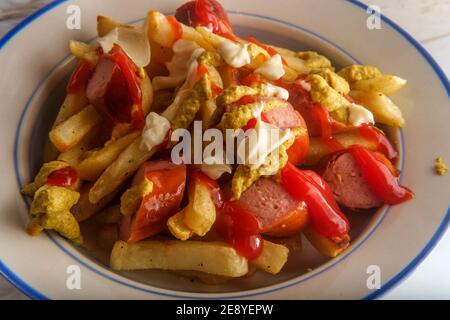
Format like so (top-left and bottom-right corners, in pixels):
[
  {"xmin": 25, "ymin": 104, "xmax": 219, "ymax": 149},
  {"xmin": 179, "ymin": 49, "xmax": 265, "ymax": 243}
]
[{"xmin": 28, "ymin": 7, "xmax": 408, "ymax": 283}]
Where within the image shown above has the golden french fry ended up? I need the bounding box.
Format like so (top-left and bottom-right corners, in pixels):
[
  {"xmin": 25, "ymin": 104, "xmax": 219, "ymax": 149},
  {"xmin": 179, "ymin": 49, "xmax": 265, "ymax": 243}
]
[
  {"xmin": 146, "ymin": 11, "xmax": 178, "ymax": 48},
  {"xmin": 351, "ymin": 75, "xmax": 407, "ymax": 96},
  {"xmin": 49, "ymin": 105, "xmax": 102, "ymax": 152},
  {"xmin": 305, "ymin": 129, "xmax": 378, "ymax": 166},
  {"xmin": 110, "ymin": 240, "xmax": 248, "ymax": 277},
  {"xmin": 167, "ymin": 209, "xmax": 193, "ymax": 240},
  {"xmin": 57, "ymin": 126, "xmax": 101, "ymax": 166},
  {"xmin": 183, "ymin": 182, "xmax": 216, "ymax": 237},
  {"xmin": 76, "ymin": 131, "xmax": 140, "ymax": 181},
  {"xmin": 140, "ymin": 71, "xmax": 153, "ymax": 115},
  {"xmin": 69, "ymin": 40, "xmax": 98, "ymax": 65},
  {"xmin": 52, "ymin": 91, "xmax": 89, "ymax": 128},
  {"xmin": 72, "ymin": 183, "xmax": 118, "ymax": 222},
  {"xmin": 89, "ymin": 137, "xmax": 157, "ymax": 204},
  {"xmin": 250, "ymin": 240, "xmax": 289, "ymax": 275},
  {"xmin": 350, "ymin": 90, "xmax": 405, "ymax": 127},
  {"xmin": 180, "ymin": 24, "xmax": 215, "ymax": 51},
  {"xmin": 303, "ymin": 226, "xmax": 350, "ymax": 258},
  {"xmin": 282, "ymin": 54, "xmax": 311, "ymax": 74},
  {"xmin": 195, "ymin": 25, "xmax": 226, "ymax": 48},
  {"xmin": 97, "ymin": 15, "xmax": 131, "ymax": 37}
]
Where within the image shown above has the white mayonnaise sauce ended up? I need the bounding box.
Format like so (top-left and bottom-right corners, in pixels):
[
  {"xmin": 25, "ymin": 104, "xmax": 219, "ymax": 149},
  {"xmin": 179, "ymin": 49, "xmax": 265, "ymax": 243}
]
[
  {"xmin": 140, "ymin": 112, "xmax": 171, "ymax": 151},
  {"xmin": 255, "ymin": 54, "xmax": 285, "ymax": 80},
  {"xmin": 348, "ymin": 103, "xmax": 375, "ymax": 126}
]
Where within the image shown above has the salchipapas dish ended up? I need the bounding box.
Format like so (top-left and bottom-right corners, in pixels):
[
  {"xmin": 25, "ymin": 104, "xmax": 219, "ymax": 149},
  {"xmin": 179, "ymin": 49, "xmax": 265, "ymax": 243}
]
[{"xmin": 22, "ymin": 0, "xmax": 414, "ymax": 282}]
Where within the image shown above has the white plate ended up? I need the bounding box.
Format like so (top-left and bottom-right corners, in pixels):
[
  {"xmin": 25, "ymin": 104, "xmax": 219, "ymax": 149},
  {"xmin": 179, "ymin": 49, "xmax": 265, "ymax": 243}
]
[{"xmin": 0, "ymin": 0, "xmax": 448, "ymax": 299}]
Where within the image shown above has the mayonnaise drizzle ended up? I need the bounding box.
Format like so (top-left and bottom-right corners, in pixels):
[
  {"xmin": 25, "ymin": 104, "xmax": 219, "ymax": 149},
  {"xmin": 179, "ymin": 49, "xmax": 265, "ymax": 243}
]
[
  {"xmin": 263, "ymin": 83, "xmax": 289, "ymax": 100},
  {"xmin": 152, "ymin": 39, "xmax": 204, "ymax": 91},
  {"xmin": 237, "ymin": 102, "xmax": 293, "ymax": 172},
  {"xmin": 348, "ymin": 103, "xmax": 375, "ymax": 126},
  {"xmin": 218, "ymin": 39, "xmax": 251, "ymax": 68},
  {"xmin": 140, "ymin": 112, "xmax": 171, "ymax": 151},
  {"xmin": 255, "ymin": 54, "xmax": 285, "ymax": 80}
]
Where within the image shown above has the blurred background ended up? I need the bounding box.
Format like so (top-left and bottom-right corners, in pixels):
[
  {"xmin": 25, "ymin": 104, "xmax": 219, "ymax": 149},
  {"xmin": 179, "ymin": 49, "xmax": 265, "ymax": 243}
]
[{"xmin": 0, "ymin": 0, "xmax": 449, "ymax": 299}]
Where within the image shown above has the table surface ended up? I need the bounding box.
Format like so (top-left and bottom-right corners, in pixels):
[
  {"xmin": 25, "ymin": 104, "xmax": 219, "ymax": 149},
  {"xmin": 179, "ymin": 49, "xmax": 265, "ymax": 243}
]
[{"xmin": 0, "ymin": 0, "xmax": 449, "ymax": 300}]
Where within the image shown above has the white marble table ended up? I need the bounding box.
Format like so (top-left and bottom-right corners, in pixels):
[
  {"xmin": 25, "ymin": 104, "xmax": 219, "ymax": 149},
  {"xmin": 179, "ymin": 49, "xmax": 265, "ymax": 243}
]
[{"xmin": 0, "ymin": 0, "xmax": 449, "ymax": 300}]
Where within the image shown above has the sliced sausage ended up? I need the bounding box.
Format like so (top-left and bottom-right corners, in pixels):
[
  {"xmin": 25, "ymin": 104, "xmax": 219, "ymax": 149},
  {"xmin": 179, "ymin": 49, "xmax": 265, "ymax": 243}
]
[
  {"xmin": 235, "ymin": 177, "xmax": 309, "ymax": 236},
  {"xmin": 120, "ymin": 160, "xmax": 186, "ymax": 243},
  {"xmin": 86, "ymin": 57, "xmax": 133, "ymax": 123},
  {"xmin": 322, "ymin": 152, "xmax": 382, "ymax": 210}
]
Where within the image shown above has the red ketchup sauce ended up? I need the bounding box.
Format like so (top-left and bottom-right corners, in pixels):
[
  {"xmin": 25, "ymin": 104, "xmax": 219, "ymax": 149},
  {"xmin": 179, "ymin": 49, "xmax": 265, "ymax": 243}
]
[
  {"xmin": 215, "ymin": 201, "xmax": 264, "ymax": 260},
  {"xmin": 189, "ymin": 171, "xmax": 263, "ymax": 260},
  {"xmin": 166, "ymin": 16, "xmax": 183, "ymax": 44},
  {"xmin": 67, "ymin": 60, "xmax": 94, "ymax": 94},
  {"xmin": 106, "ymin": 44, "xmax": 144, "ymax": 130},
  {"xmin": 359, "ymin": 124, "xmax": 398, "ymax": 160},
  {"xmin": 175, "ymin": 0, "xmax": 235, "ymax": 40},
  {"xmin": 349, "ymin": 146, "xmax": 413, "ymax": 205},
  {"xmin": 280, "ymin": 162, "xmax": 350, "ymax": 238},
  {"xmin": 46, "ymin": 167, "xmax": 78, "ymax": 187}
]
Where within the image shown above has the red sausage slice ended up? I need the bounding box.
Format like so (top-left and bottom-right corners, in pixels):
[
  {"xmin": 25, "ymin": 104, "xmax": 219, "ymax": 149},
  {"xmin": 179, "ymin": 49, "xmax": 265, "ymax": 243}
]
[
  {"xmin": 234, "ymin": 178, "xmax": 309, "ymax": 236},
  {"xmin": 120, "ymin": 160, "xmax": 186, "ymax": 243},
  {"xmin": 322, "ymin": 152, "xmax": 382, "ymax": 210}
]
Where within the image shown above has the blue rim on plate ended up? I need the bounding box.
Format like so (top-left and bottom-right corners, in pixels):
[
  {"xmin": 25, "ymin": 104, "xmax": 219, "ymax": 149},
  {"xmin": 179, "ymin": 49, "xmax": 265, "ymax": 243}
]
[{"xmin": 0, "ymin": 0, "xmax": 449, "ymax": 300}]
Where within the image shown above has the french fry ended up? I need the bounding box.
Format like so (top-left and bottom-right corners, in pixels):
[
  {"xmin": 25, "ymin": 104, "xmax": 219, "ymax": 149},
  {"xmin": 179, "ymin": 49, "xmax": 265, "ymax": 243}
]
[
  {"xmin": 97, "ymin": 15, "xmax": 132, "ymax": 37},
  {"xmin": 69, "ymin": 40, "xmax": 98, "ymax": 65},
  {"xmin": 304, "ymin": 130, "xmax": 378, "ymax": 166},
  {"xmin": 146, "ymin": 11, "xmax": 178, "ymax": 48},
  {"xmin": 167, "ymin": 209, "xmax": 193, "ymax": 240},
  {"xmin": 140, "ymin": 71, "xmax": 153, "ymax": 115},
  {"xmin": 183, "ymin": 181, "xmax": 216, "ymax": 237},
  {"xmin": 57, "ymin": 126, "xmax": 101, "ymax": 166},
  {"xmin": 89, "ymin": 137, "xmax": 157, "ymax": 204},
  {"xmin": 281, "ymin": 54, "xmax": 311, "ymax": 74},
  {"xmin": 52, "ymin": 91, "xmax": 89, "ymax": 128},
  {"xmin": 180, "ymin": 24, "xmax": 215, "ymax": 51},
  {"xmin": 350, "ymin": 90, "xmax": 405, "ymax": 127},
  {"xmin": 110, "ymin": 240, "xmax": 248, "ymax": 277},
  {"xmin": 351, "ymin": 75, "xmax": 406, "ymax": 96},
  {"xmin": 49, "ymin": 105, "xmax": 102, "ymax": 152},
  {"xmin": 76, "ymin": 131, "xmax": 140, "ymax": 181},
  {"xmin": 303, "ymin": 226, "xmax": 350, "ymax": 258},
  {"xmin": 72, "ymin": 182, "xmax": 118, "ymax": 222},
  {"xmin": 250, "ymin": 240, "xmax": 289, "ymax": 275}
]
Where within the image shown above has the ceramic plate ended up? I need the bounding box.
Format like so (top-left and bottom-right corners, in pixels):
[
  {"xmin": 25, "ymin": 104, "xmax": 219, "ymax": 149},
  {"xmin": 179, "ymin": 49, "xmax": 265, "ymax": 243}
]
[{"xmin": 0, "ymin": 0, "xmax": 448, "ymax": 299}]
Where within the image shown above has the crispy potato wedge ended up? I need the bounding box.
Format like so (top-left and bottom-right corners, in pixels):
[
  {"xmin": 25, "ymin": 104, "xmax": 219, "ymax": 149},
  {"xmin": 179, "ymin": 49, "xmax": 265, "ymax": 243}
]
[
  {"xmin": 351, "ymin": 75, "xmax": 406, "ymax": 96},
  {"xmin": 305, "ymin": 129, "xmax": 378, "ymax": 166},
  {"xmin": 183, "ymin": 182, "xmax": 216, "ymax": 237},
  {"xmin": 350, "ymin": 90, "xmax": 405, "ymax": 127},
  {"xmin": 72, "ymin": 183, "xmax": 118, "ymax": 222},
  {"xmin": 89, "ymin": 137, "xmax": 157, "ymax": 204},
  {"xmin": 77, "ymin": 131, "xmax": 140, "ymax": 181},
  {"xmin": 110, "ymin": 240, "xmax": 248, "ymax": 277},
  {"xmin": 250, "ymin": 240, "xmax": 289, "ymax": 275},
  {"xmin": 303, "ymin": 226, "xmax": 350, "ymax": 258},
  {"xmin": 167, "ymin": 209, "xmax": 193, "ymax": 240},
  {"xmin": 50, "ymin": 105, "xmax": 102, "ymax": 152}
]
